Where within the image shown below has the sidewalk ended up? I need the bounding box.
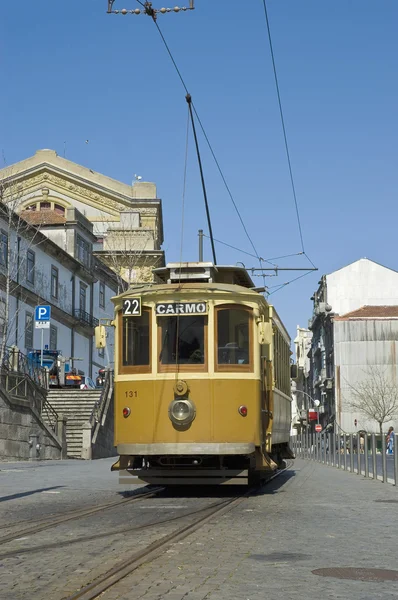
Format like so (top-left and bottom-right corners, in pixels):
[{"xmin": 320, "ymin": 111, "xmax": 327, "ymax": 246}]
[{"xmin": 103, "ymin": 459, "xmax": 398, "ymax": 600}]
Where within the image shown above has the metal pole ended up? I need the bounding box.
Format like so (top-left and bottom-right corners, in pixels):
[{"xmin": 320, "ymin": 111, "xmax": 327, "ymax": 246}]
[
  {"xmin": 364, "ymin": 433, "xmax": 369, "ymax": 478},
  {"xmin": 394, "ymin": 438, "xmax": 398, "ymax": 487},
  {"xmin": 338, "ymin": 434, "xmax": 342, "ymax": 469},
  {"xmin": 332, "ymin": 432, "xmax": 336, "ymax": 467},
  {"xmin": 372, "ymin": 434, "xmax": 377, "ymax": 480},
  {"xmin": 41, "ymin": 328, "xmax": 44, "ymax": 367},
  {"xmin": 382, "ymin": 432, "xmax": 387, "ymax": 483},
  {"xmin": 357, "ymin": 433, "xmax": 361, "ymax": 475},
  {"xmin": 198, "ymin": 229, "xmax": 204, "ymax": 262},
  {"xmin": 350, "ymin": 434, "xmax": 354, "ymax": 472},
  {"xmin": 327, "ymin": 433, "xmax": 331, "ymax": 465},
  {"xmin": 343, "ymin": 434, "xmax": 347, "ymax": 471},
  {"xmin": 186, "ymin": 94, "xmax": 217, "ymax": 265}
]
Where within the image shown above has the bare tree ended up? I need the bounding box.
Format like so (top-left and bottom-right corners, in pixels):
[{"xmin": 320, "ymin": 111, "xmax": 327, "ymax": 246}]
[
  {"xmin": 346, "ymin": 366, "xmax": 398, "ymax": 436},
  {"xmin": 94, "ymin": 210, "xmax": 163, "ymax": 293}
]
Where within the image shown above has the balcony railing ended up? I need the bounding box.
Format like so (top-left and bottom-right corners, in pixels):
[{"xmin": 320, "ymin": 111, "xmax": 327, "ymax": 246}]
[{"xmin": 74, "ymin": 309, "xmax": 99, "ymax": 328}]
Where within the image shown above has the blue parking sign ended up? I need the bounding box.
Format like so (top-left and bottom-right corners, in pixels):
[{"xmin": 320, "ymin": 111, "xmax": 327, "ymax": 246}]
[{"xmin": 35, "ymin": 305, "xmax": 51, "ymax": 322}]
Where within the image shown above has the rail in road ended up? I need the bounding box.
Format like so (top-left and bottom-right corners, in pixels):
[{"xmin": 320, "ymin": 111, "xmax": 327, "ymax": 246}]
[
  {"xmin": 64, "ymin": 464, "xmax": 291, "ymax": 600},
  {"xmin": 0, "ymin": 463, "xmax": 291, "ymax": 600},
  {"xmin": 292, "ymin": 432, "xmax": 398, "ymax": 486}
]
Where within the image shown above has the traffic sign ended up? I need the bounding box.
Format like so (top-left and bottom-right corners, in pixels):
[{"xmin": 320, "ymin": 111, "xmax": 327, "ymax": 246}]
[
  {"xmin": 35, "ymin": 321, "xmax": 50, "ymax": 329},
  {"xmin": 315, "ymin": 424, "xmax": 322, "ymax": 433},
  {"xmin": 35, "ymin": 305, "xmax": 51, "ymax": 322}
]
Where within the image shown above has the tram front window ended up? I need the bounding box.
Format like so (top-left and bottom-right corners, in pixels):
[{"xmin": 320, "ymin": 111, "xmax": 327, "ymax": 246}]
[
  {"xmin": 122, "ymin": 311, "xmax": 150, "ymax": 367},
  {"xmin": 159, "ymin": 316, "xmax": 206, "ymax": 366},
  {"xmin": 217, "ymin": 307, "xmax": 250, "ymax": 366}
]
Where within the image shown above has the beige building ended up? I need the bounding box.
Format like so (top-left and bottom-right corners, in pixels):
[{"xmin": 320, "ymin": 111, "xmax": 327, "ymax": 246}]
[{"xmin": 0, "ymin": 149, "xmax": 165, "ymax": 287}]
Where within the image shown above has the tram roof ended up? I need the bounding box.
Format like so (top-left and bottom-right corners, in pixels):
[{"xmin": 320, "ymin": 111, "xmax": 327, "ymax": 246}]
[{"xmin": 153, "ymin": 262, "xmax": 255, "ymax": 288}]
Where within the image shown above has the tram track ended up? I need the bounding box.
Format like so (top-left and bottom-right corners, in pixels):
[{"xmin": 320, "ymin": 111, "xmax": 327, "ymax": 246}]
[
  {"xmin": 62, "ymin": 465, "xmax": 291, "ymax": 600},
  {"xmin": 0, "ymin": 486, "xmax": 164, "ymax": 545}
]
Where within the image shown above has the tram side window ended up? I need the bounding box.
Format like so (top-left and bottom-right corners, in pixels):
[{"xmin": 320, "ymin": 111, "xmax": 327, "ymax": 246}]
[
  {"xmin": 217, "ymin": 307, "xmax": 251, "ymax": 366},
  {"xmin": 159, "ymin": 316, "xmax": 205, "ymax": 366},
  {"xmin": 122, "ymin": 311, "xmax": 150, "ymax": 367}
]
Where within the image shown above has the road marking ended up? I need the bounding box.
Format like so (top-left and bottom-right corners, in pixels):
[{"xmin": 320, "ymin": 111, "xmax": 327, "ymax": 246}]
[{"xmin": 41, "ymin": 491, "xmax": 61, "ymax": 494}]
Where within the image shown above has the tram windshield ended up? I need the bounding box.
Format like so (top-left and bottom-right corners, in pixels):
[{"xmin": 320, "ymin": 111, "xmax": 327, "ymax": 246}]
[
  {"xmin": 159, "ymin": 316, "xmax": 206, "ymax": 366},
  {"xmin": 122, "ymin": 311, "xmax": 150, "ymax": 367},
  {"xmin": 217, "ymin": 307, "xmax": 250, "ymax": 365}
]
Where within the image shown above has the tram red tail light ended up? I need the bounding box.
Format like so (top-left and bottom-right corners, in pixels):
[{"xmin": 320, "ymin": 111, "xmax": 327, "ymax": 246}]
[
  {"xmin": 123, "ymin": 407, "xmax": 131, "ymax": 418},
  {"xmin": 238, "ymin": 405, "xmax": 248, "ymax": 417}
]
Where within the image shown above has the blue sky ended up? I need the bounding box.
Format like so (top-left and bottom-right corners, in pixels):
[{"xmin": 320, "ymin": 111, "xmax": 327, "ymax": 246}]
[{"xmin": 1, "ymin": 1, "xmax": 397, "ymax": 339}]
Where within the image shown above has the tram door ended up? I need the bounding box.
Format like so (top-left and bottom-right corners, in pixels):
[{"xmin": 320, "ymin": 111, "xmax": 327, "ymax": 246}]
[{"xmin": 261, "ymin": 357, "xmax": 273, "ymax": 449}]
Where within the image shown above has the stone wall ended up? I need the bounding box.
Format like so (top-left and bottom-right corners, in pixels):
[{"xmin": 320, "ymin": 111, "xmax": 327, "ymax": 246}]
[{"xmin": 0, "ymin": 388, "xmax": 63, "ymax": 461}]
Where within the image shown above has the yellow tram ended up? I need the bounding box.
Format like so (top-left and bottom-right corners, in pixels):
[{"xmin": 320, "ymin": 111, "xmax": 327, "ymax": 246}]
[{"xmin": 98, "ymin": 262, "xmax": 293, "ymax": 485}]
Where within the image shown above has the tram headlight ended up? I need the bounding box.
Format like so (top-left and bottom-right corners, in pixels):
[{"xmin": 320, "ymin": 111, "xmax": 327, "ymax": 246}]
[{"xmin": 168, "ymin": 399, "xmax": 196, "ymax": 426}]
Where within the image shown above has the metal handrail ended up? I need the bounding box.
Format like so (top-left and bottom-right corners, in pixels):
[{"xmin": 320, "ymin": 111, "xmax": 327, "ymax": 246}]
[
  {"xmin": 73, "ymin": 309, "xmax": 99, "ymax": 328},
  {"xmin": 0, "ymin": 346, "xmax": 58, "ymax": 433},
  {"xmin": 90, "ymin": 368, "xmax": 114, "ymax": 432}
]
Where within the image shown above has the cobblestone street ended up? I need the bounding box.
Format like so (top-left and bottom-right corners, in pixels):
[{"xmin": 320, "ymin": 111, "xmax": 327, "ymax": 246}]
[{"xmin": 1, "ymin": 458, "xmax": 398, "ymax": 600}]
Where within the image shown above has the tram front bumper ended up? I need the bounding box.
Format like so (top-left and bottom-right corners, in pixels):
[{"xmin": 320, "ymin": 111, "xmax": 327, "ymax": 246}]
[{"xmin": 117, "ymin": 442, "xmax": 255, "ymax": 455}]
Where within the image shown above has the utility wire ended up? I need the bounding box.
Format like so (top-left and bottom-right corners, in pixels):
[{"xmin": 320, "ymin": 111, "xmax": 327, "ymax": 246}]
[
  {"xmin": 261, "ymin": 0, "xmax": 305, "ymax": 254},
  {"xmin": 202, "ymin": 234, "xmax": 277, "ymax": 267},
  {"xmin": 152, "ymin": 19, "xmax": 262, "ymax": 267},
  {"xmin": 268, "ymin": 270, "xmax": 314, "ymax": 295}
]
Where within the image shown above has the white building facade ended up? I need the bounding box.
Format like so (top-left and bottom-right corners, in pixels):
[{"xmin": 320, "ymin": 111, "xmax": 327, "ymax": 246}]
[
  {"xmin": 0, "ymin": 207, "xmax": 117, "ymax": 380},
  {"xmin": 304, "ymin": 258, "xmax": 398, "ymax": 433}
]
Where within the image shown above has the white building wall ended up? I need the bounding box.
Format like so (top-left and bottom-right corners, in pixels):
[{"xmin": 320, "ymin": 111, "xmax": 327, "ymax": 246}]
[
  {"xmin": 73, "ymin": 334, "xmax": 91, "ymax": 375},
  {"xmin": 0, "ymin": 215, "xmax": 116, "ymax": 376},
  {"xmin": 326, "ymin": 259, "xmax": 398, "ymax": 315},
  {"xmin": 334, "ymin": 318, "xmax": 398, "ymax": 434}
]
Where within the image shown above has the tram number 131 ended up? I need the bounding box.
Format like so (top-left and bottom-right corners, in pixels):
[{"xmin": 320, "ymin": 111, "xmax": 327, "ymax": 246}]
[{"xmin": 122, "ymin": 298, "xmax": 142, "ymax": 316}]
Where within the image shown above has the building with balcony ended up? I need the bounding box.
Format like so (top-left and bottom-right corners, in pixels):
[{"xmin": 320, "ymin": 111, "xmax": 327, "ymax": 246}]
[
  {"xmin": 305, "ymin": 258, "xmax": 398, "ymax": 432},
  {"xmin": 0, "ymin": 203, "xmax": 118, "ymax": 379},
  {"xmin": 291, "ymin": 326, "xmax": 312, "ymax": 433}
]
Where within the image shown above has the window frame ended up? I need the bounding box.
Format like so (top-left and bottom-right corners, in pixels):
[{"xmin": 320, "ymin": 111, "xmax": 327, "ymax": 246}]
[
  {"xmin": 0, "ymin": 230, "xmax": 8, "ymax": 267},
  {"xmin": 51, "ymin": 265, "xmax": 59, "ymax": 300},
  {"xmin": 26, "ymin": 250, "xmax": 35, "ymax": 285},
  {"xmin": 50, "ymin": 324, "xmax": 57, "ymax": 351},
  {"xmin": 25, "ymin": 311, "xmax": 34, "ymax": 350},
  {"xmin": 157, "ymin": 314, "xmax": 208, "ymax": 373},
  {"xmin": 76, "ymin": 234, "xmax": 91, "ymax": 269},
  {"xmin": 99, "ymin": 281, "xmax": 105, "ymax": 309},
  {"xmin": 119, "ymin": 308, "xmax": 152, "ymax": 375},
  {"xmin": 79, "ymin": 282, "xmax": 87, "ymax": 313},
  {"xmin": 214, "ymin": 304, "xmax": 254, "ymax": 373}
]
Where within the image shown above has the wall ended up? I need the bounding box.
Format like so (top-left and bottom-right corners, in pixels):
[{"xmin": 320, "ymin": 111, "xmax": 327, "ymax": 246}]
[
  {"xmin": 334, "ymin": 318, "xmax": 398, "ymax": 433},
  {"xmin": 0, "ymin": 388, "xmax": 62, "ymax": 461},
  {"xmin": 327, "ymin": 259, "xmax": 398, "ymax": 315}
]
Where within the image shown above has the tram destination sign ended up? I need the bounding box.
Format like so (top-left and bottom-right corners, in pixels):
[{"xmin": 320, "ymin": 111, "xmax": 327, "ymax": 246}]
[{"xmin": 156, "ymin": 302, "xmax": 207, "ymax": 316}]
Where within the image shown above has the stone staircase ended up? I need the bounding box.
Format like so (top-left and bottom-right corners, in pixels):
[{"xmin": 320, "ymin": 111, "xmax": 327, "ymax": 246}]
[{"xmin": 45, "ymin": 389, "xmax": 101, "ymax": 458}]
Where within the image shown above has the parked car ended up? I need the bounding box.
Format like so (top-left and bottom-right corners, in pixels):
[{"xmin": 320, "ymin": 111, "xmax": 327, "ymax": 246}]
[{"xmin": 80, "ymin": 376, "xmax": 96, "ymax": 390}]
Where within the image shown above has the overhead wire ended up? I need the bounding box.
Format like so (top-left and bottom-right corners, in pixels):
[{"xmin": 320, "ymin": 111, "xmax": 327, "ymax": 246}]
[
  {"xmin": 151, "ymin": 17, "xmax": 263, "ymax": 273},
  {"xmin": 144, "ymin": 4, "xmax": 317, "ymax": 290},
  {"xmin": 175, "ymin": 105, "xmax": 191, "ymax": 375},
  {"xmin": 261, "ymin": 0, "xmax": 306, "ymax": 255},
  {"xmin": 267, "ymin": 270, "xmax": 314, "ymax": 296}
]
